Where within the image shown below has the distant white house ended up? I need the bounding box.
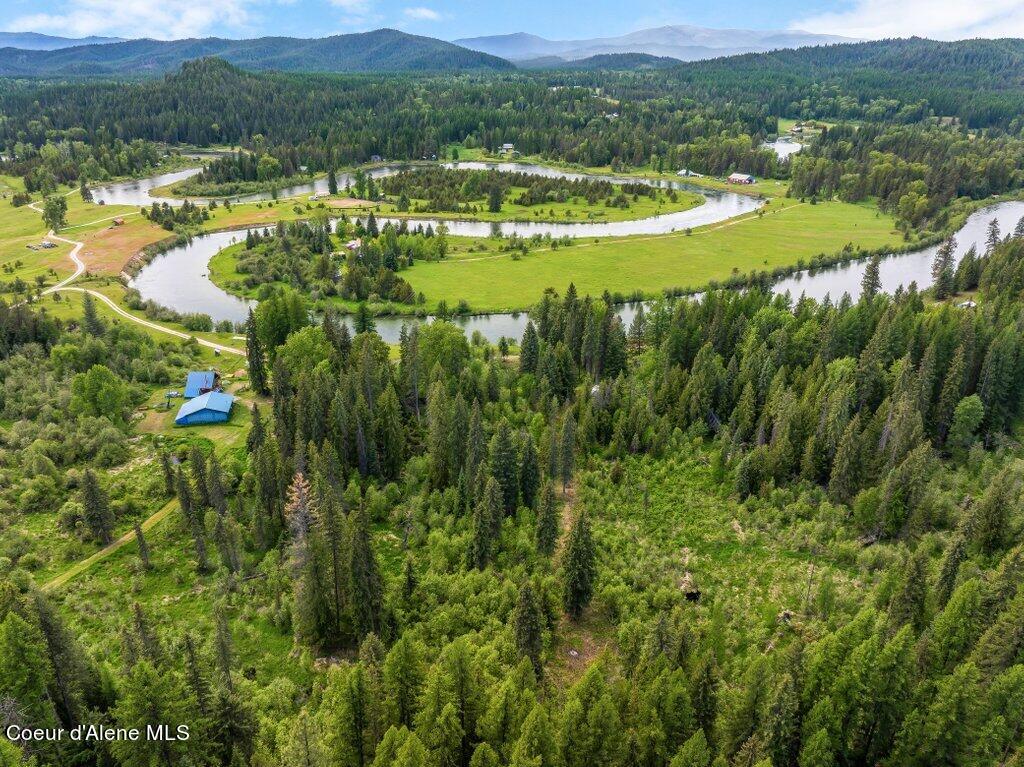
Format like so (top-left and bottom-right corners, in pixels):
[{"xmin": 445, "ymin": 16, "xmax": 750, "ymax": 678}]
[
  {"xmin": 370, "ymin": 154, "xmax": 383, "ymax": 163},
  {"xmin": 677, "ymin": 168, "xmax": 704, "ymax": 178},
  {"xmin": 727, "ymin": 172, "xmax": 756, "ymax": 184},
  {"xmin": 499, "ymin": 143, "xmax": 515, "ymax": 155}
]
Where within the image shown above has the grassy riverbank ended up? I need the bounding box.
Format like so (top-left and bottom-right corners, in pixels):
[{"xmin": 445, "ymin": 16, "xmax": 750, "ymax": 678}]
[{"xmin": 403, "ymin": 197, "xmax": 905, "ymax": 313}]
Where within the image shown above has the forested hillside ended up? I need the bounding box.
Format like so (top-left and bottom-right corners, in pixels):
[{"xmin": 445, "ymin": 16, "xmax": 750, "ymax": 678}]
[
  {"xmin": 0, "ymin": 29, "xmax": 513, "ymax": 76},
  {"xmin": 651, "ymin": 37, "xmax": 1024, "ymax": 129}
]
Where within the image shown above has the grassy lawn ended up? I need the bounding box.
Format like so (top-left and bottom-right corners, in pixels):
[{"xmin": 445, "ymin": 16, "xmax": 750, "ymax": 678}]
[{"xmin": 403, "ymin": 198, "xmax": 904, "ymax": 312}]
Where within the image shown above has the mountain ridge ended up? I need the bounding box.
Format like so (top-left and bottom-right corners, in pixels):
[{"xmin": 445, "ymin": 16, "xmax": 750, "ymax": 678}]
[
  {"xmin": 454, "ymin": 24, "xmax": 857, "ymax": 62},
  {"xmin": 0, "ymin": 28, "xmax": 512, "ymax": 76},
  {"xmin": 0, "ymin": 31, "xmax": 122, "ymax": 50}
]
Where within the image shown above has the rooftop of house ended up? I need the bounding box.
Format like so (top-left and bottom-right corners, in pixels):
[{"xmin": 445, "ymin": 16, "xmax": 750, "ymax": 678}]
[
  {"xmin": 175, "ymin": 391, "xmax": 235, "ymax": 421},
  {"xmin": 184, "ymin": 370, "xmax": 217, "ymax": 398}
]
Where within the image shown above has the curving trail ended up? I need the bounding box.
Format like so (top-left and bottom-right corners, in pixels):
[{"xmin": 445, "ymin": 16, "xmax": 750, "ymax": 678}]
[
  {"xmin": 42, "ymin": 499, "xmax": 178, "ymax": 592},
  {"xmin": 32, "ymin": 213, "xmax": 245, "ymax": 356}
]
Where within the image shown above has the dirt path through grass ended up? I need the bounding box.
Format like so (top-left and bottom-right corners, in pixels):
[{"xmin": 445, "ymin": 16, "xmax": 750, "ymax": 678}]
[{"xmin": 42, "ymin": 498, "xmax": 178, "ymax": 592}]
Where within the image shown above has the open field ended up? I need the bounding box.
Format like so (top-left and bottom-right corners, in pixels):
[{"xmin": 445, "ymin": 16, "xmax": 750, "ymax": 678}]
[{"xmin": 404, "ymin": 197, "xmax": 904, "ymax": 312}]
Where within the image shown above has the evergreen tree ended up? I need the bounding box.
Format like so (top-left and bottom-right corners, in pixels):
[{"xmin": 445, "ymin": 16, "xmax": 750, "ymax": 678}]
[
  {"xmin": 491, "ymin": 420, "xmax": 520, "ymax": 514},
  {"xmin": 931, "ymin": 236, "xmax": 956, "ymax": 299},
  {"xmin": 0, "ymin": 611, "xmax": 58, "ymax": 730},
  {"xmin": 520, "ymin": 322, "xmax": 539, "ymax": 374},
  {"xmin": 471, "ymin": 478, "xmax": 503, "ymax": 569},
  {"xmin": 328, "ymin": 167, "xmax": 339, "ymax": 195},
  {"xmin": 134, "ymin": 522, "xmax": 151, "ymax": 570},
  {"xmin": 376, "ymin": 384, "xmax": 406, "ymax": 480},
  {"xmin": 159, "ymin": 449, "xmax": 175, "ymax": 496},
  {"xmin": 563, "ymin": 511, "xmax": 595, "ymax": 618},
  {"xmin": 181, "ymin": 631, "xmax": 210, "ymax": 716},
  {"xmin": 692, "ymin": 655, "xmax": 718, "ymax": 745},
  {"xmin": 81, "ymin": 468, "xmax": 114, "ymax": 545},
  {"xmin": 176, "ymin": 466, "xmax": 210, "ymax": 573},
  {"xmin": 969, "ymin": 466, "xmax": 1019, "ymax": 554},
  {"xmin": 82, "ymin": 292, "xmax": 104, "ymax": 336},
  {"xmin": 213, "ymin": 603, "xmax": 235, "ymax": 692},
  {"xmin": 861, "ymin": 254, "xmax": 882, "ymax": 300},
  {"xmin": 112, "ymin": 661, "xmax": 195, "ymax": 767},
  {"xmin": 935, "ymin": 533, "xmax": 966, "ymax": 607},
  {"xmin": 514, "ymin": 582, "xmax": 544, "ymax": 676},
  {"xmin": 765, "ymin": 672, "xmax": 801, "ymax": 767},
  {"xmin": 671, "ymin": 730, "xmax": 712, "ymax": 767},
  {"xmin": 246, "ymin": 309, "xmax": 269, "ymax": 395},
  {"xmin": 519, "ymin": 433, "xmax": 540, "ymax": 510},
  {"xmin": 206, "ymin": 452, "xmax": 228, "ymax": 518},
  {"xmin": 889, "ymin": 547, "xmax": 929, "ymax": 632},
  {"xmin": 350, "ymin": 506, "xmax": 385, "ymax": 640},
  {"xmin": 210, "ymin": 686, "xmax": 257, "ymax": 767},
  {"xmin": 132, "ymin": 601, "xmax": 164, "ymax": 667},
  {"xmin": 536, "ymin": 482, "xmax": 560, "ymax": 556},
  {"xmin": 248, "ymin": 402, "xmax": 267, "ymax": 453},
  {"xmin": 323, "ymin": 664, "xmax": 375, "ymax": 767},
  {"xmin": 384, "ymin": 634, "xmax": 426, "ymax": 728},
  {"xmin": 986, "ymin": 218, "xmax": 1001, "ymax": 253},
  {"xmin": 510, "ymin": 705, "xmax": 558, "ymax": 767},
  {"xmin": 935, "ymin": 345, "xmax": 966, "ymax": 444},
  {"xmin": 355, "ymin": 303, "xmax": 376, "ymax": 334},
  {"xmin": 471, "ymin": 743, "xmax": 500, "ymax": 767},
  {"xmin": 189, "ymin": 446, "xmax": 211, "ymax": 508},
  {"xmin": 798, "ymin": 729, "xmax": 835, "ymax": 767},
  {"xmin": 487, "ymin": 185, "xmax": 503, "ymax": 213},
  {"xmin": 828, "ymin": 414, "xmax": 861, "ymax": 503}
]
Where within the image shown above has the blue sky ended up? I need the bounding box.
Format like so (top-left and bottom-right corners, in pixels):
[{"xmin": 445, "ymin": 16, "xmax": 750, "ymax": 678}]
[{"xmin": 6, "ymin": 0, "xmax": 1024, "ymax": 42}]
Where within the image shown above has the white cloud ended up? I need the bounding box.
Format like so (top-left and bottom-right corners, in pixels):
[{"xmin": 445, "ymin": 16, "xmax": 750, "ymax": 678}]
[
  {"xmin": 796, "ymin": 0, "xmax": 1024, "ymax": 40},
  {"xmin": 327, "ymin": 0, "xmax": 380, "ymax": 28},
  {"xmin": 7, "ymin": 0, "xmax": 256, "ymax": 39},
  {"xmin": 403, "ymin": 6, "xmax": 440, "ymax": 21}
]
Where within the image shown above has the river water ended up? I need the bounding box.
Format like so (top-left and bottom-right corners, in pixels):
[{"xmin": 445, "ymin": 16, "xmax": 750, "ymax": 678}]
[
  {"xmin": 764, "ymin": 138, "xmax": 803, "ymax": 160},
  {"xmin": 120, "ymin": 162, "xmax": 1024, "ymax": 344}
]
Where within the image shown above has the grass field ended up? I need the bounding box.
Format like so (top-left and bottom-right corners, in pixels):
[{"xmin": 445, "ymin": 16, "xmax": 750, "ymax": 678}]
[{"xmin": 403, "ymin": 198, "xmax": 904, "ymax": 312}]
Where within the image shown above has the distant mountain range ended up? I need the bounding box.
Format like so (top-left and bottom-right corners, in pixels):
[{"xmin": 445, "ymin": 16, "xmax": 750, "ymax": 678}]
[
  {"xmin": 0, "ymin": 31, "xmax": 122, "ymax": 50},
  {"xmin": 0, "ymin": 28, "xmax": 512, "ymax": 76},
  {"xmin": 0, "ymin": 24, "xmax": 866, "ymax": 77},
  {"xmin": 454, "ymin": 25, "xmax": 857, "ymax": 63},
  {"xmin": 519, "ymin": 52, "xmax": 683, "ymax": 70}
]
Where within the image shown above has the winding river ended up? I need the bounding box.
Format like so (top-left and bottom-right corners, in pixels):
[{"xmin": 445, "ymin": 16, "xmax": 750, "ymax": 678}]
[{"xmin": 119, "ymin": 162, "xmax": 1024, "ymax": 343}]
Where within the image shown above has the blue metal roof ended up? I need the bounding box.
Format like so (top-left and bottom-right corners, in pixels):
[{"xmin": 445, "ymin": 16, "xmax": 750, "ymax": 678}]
[
  {"xmin": 184, "ymin": 371, "xmax": 217, "ymax": 398},
  {"xmin": 175, "ymin": 391, "xmax": 234, "ymax": 424}
]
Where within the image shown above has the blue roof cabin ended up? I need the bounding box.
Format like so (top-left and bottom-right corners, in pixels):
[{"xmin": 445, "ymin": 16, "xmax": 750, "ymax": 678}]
[
  {"xmin": 175, "ymin": 391, "xmax": 235, "ymax": 426},
  {"xmin": 184, "ymin": 371, "xmax": 220, "ymax": 398}
]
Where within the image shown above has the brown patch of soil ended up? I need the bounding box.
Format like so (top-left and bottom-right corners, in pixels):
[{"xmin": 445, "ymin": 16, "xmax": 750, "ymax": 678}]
[
  {"xmin": 548, "ymin": 610, "xmax": 614, "ymax": 687},
  {"xmin": 554, "ymin": 483, "xmax": 576, "ymax": 559},
  {"xmin": 80, "ymin": 220, "xmax": 167, "ymax": 274},
  {"xmin": 326, "ymin": 197, "xmax": 374, "ymax": 209}
]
